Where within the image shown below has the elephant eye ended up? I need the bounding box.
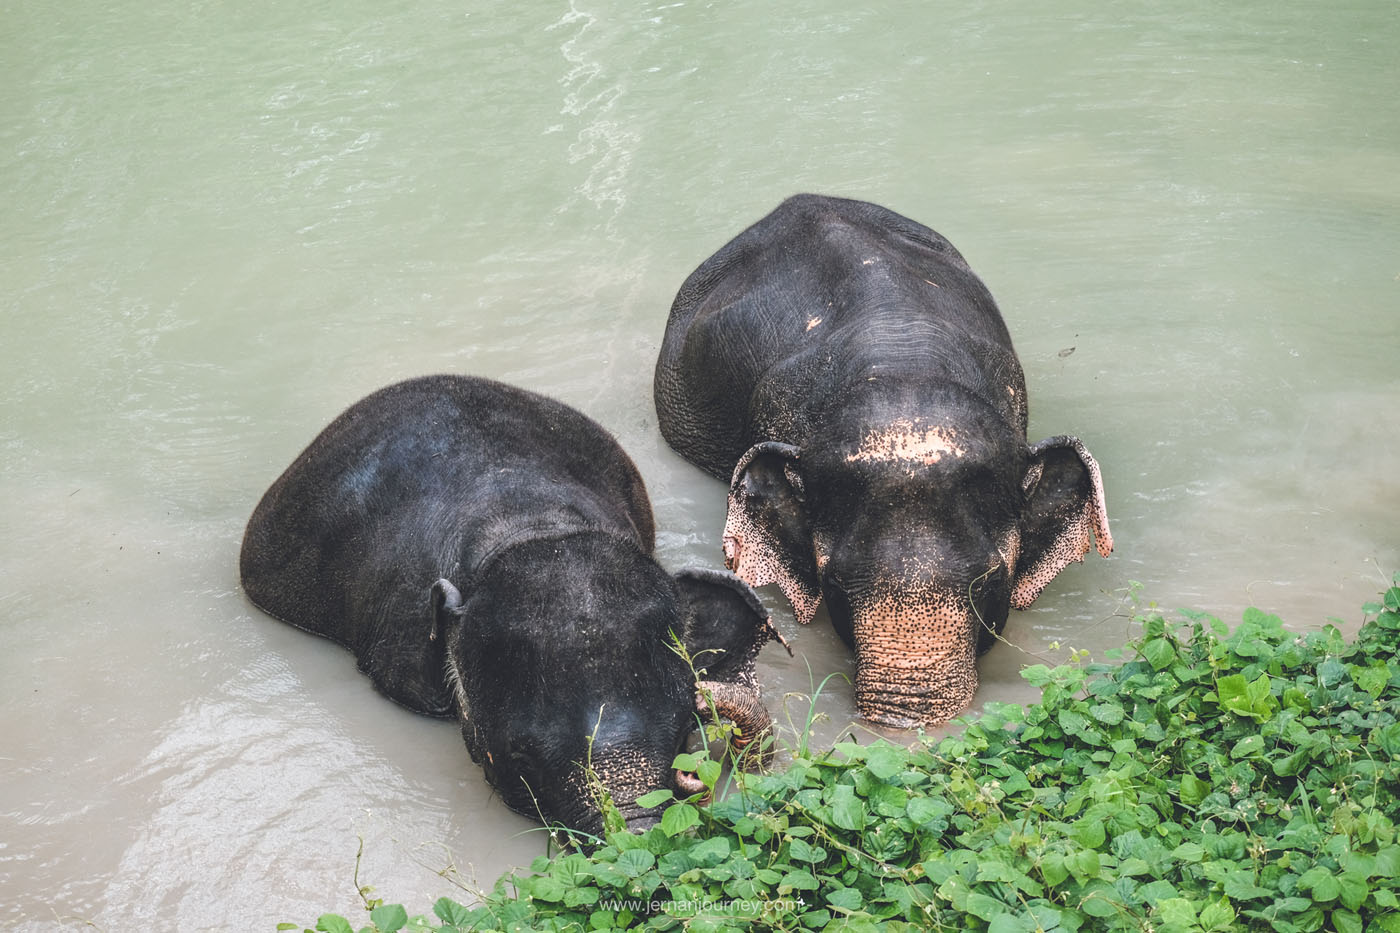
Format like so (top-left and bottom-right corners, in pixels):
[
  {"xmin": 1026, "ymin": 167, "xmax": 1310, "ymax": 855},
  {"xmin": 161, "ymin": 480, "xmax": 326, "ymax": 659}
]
[
  {"xmin": 505, "ymin": 750, "xmax": 536, "ymax": 779},
  {"xmin": 968, "ymin": 564, "xmax": 1008, "ymax": 606},
  {"xmin": 783, "ymin": 463, "xmax": 806, "ymax": 502},
  {"xmin": 821, "ymin": 571, "xmax": 852, "ymax": 603},
  {"xmin": 504, "ymin": 734, "xmax": 546, "ymax": 774},
  {"xmin": 968, "ymin": 565, "xmax": 1010, "ymax": 648}
]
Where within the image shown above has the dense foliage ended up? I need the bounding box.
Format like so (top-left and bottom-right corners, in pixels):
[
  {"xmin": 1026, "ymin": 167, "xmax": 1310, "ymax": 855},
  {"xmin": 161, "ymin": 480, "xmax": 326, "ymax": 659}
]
[{"xmin": 285, "ymin": 577, "xmax": 1400, "ymax": 933}]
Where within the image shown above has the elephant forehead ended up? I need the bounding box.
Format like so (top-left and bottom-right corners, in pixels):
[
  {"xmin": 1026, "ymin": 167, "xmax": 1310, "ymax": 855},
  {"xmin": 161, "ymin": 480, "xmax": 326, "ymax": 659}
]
[{"xmin": 844, "ymin": 419, "xmax": 965, "ymax": 468}]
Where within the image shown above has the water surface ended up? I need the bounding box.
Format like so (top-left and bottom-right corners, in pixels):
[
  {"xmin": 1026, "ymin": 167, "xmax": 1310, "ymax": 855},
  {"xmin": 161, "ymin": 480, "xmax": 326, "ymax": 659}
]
[{"xmin": 3, "ymin": 0, "xmax": 1398, "ymax": 928}]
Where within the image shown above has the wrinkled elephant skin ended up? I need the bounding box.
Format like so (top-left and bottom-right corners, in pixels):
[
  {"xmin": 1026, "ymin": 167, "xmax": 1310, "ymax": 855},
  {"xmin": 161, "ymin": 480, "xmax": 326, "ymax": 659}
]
[
  {"xmin": 654, "ymin": 195, "xmax": 1112, "ymax": 727},
  {"xmin": 241, "ymin": 375, "xmax": 780, "ymax": 833}
]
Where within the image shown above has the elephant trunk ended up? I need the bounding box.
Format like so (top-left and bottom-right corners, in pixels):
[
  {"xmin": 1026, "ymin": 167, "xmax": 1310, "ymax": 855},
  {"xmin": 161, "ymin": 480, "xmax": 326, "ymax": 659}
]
[
  {"xmin": 852, "ymin": 609, "xmax": 980, "ymax": 728},
  {"xmin": 855, "ymin": 663, "xmax": 978, "ymax": 728},
  {"xmin": 695, "ymin": 680, "xmax": 775, "ymax": 766}
]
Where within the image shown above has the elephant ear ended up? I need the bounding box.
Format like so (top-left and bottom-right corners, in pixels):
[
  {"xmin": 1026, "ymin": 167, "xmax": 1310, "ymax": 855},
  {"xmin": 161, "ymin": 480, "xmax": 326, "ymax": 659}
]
[
  {"xmin": 675, "ymin": 568, "xmax": 790, "ymax": 691},
  {"xmin": 425, "ymin": 579, "xmax": 468, "ymax": 716},
  {"xmin": 348, "ymin": 578, "xmax": 460, "ymax": 718},
  {"xmin": 723, "ymin": 442, "xmax": 822, "ymax": 625},
  {"xmin": 431, "ymin": 578, "xmax": 490, "ymax": 762},
  {"xmin": 1011, "ymin": 435, "xmax": 1113, "ymax": 609}
]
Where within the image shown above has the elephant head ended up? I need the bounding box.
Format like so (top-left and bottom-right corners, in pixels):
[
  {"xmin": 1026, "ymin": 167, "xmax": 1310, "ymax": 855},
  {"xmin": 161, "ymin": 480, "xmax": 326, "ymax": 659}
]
[
  {"xmin": 431, "ymin": 537, "xmax": 783, "ymax": 834},
  {"xmin": 720, "ymin": 420, "xmax": 1112, "ymax": 728}
]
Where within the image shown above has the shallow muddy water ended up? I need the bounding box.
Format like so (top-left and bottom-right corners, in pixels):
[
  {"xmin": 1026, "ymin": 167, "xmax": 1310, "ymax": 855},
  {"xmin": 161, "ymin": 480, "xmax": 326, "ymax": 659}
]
[{"xmin": 2, "ymin": 0, "xmax": 1398, "ymax": 928}]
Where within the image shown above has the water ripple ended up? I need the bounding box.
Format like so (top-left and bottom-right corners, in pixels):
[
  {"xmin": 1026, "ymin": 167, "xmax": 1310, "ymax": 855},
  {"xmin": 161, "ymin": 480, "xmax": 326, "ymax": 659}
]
[{"xmin": 547, "ymin": 1, "xmax": 639, "ymax": 218}]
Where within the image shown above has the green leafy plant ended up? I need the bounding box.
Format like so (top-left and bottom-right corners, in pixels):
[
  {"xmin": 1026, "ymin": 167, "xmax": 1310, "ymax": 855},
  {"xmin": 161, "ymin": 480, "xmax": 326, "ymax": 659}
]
[{"xmin": 283, "ymin": 574, "xmax": 1400, "ymax": 932}]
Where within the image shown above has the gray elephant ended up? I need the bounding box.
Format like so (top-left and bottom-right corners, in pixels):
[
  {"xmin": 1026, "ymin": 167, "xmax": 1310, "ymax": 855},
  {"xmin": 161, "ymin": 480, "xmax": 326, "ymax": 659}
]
[
  {"xmin": 654, "ymin": 194, "xmax": 1112, "ymax": 728},
  {"xmin": 240, "ymin": 374, "xmax": 784, "ymax": 833}
]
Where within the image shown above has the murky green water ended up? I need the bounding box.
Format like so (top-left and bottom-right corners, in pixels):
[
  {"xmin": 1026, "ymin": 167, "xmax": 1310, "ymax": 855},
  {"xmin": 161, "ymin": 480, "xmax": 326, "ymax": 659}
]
[{"xmin": 3, "ymin": 0, "xmax": 1397, "ymax": 927}]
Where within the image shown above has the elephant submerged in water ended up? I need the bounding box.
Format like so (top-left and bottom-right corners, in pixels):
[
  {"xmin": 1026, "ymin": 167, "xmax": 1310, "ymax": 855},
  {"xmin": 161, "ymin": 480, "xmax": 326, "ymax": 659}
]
[
  {"xmin": 654, "ymin": 194, "xmax": 1113, "ymax": 728},
  {"xmin": 240, "ymin": 374, "xmax": 784, "ymax": 833}
]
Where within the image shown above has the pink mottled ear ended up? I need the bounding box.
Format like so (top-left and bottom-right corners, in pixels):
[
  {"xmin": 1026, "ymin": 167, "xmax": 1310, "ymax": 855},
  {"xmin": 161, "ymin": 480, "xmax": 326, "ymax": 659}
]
[
  {"xmin": 1011, "ymin": 435, "xmax": 1113, "ymax": 609},
  {"xmin": 722, "ymin": 442, "xmax": 823, "ymax": 625}
]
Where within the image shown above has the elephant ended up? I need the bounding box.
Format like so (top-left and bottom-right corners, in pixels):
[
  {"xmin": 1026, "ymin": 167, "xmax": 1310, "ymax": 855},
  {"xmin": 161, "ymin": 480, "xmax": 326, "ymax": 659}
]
[
  {"xmin": 653, "ymin": 194, "xmax": 1113, "ymax": 728},
  {"xmin": 240, "ymin": 374, "xmax": 785, "ymax": 834}
]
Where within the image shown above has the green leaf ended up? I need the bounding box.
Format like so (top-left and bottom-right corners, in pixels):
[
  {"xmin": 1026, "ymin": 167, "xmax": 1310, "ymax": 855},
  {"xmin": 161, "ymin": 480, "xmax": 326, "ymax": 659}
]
[
  {"xmin": 433, "ymin": 899, "xmax": 472, "ymax": 926},
  {"xmin": 1180, "ymin": 773, "xmax": 1210, "ymax": 806},
  {"xmin": 552, "ymin": 853, "xmax": 593, "ymax": 888},
  {"xmin": 368, "ymin": 905, "xmax": 408, "ymax": 933},
  {"xmin": 828, "ymin": 786, "xmax": 867, "ymax": 831},
  {"xmin": 1217, "ymin": 672, "xmax": 1278, "ymax": 722},
  {"xmin": 1171, "ymin": 842, "xmax": 1206, "ymax": 862},
  {"xmin": 1298, "ymin": 866, "xmax": 1340, "ymax": 901},
  {"xmin": 315, "ymin": 916, "xmax": 353, "ymax": 933},
  {"xmin": 989, "ymin": 913, "xmax": 1034, "ymax": 933},
  {"xmin": 1376, "ymin": 846, "xmax": 1400, "ymax": 878},
  {"xmin": 527, "ymin": 875, "xmax": 567, "ymax": 902},
  {"xmin": 1058, "ymin": 708, "xmax": 1091, "ymax": 736},
  {"xmin": 1199, "ymin": 898, "xmax": 1235, "ymax": 931},
  {"xmin": 1040, "ymin": 852, "xmax": 1069, "ymax": 887},
  {"xmin": 634, "ymin": 789, "xmax": 674, "ymax": 809},
  {"xmin": 1069, "ymin": 848, "xmax": 1103, "ymax": 881},
  {"xmin": 1221, "ymin": 869, "xmax": 1272, "ymax": 900},
  {"xmin": 1021, "ymin": 664, "xmax": 1055, "ymax": 687},
  {"xmin": 615, "ymin": 849, "xmax": 656, "ymax": 878},
  {"xmin": 687, "ymin": 836, "xmax": 730, "ymax": 866},
  {"xmin": 1340, "ymin": 852, "xmax": 1375, "ymax": 877},
  {"xmin": 827, "ymin": 887, "xmax": 864, "ymax": 911},
  {"xmin": 1090, "ymin": 702, "xmax": 1125, "ymax": 725},
  {"xmin": 1231, "ymin": 734, "xmax": 1265, "ymax": 759},
  {"xmin": 1337, "ymin": 873, "xmax": 1368, "ymax": 911},
  {"xmin": 779, "ymin": 868, "xmax": 820, "ymax": 891},
  {"xmin": 1141, "ymin": 637, "xmax": 1177, "ymax": 670},
  {"xmin": 907, "ymin": 796, "xmax": 948, "ymax": 825},
  {"xmin": 1072, "ymin": 818, "xmax": 1107, "ymax": 849},
  {"xmin": 867, "ymin": 782, "xmax": 909, "ymax": 817},
  {"xmin": 965, "ymin": 891, "xmax": 1008, "ymax": 921},
  {"xmin": 788, "ymin": 837, "xmax": 825, "ymax": 863},
  {"xmin": 1332, "ymin": 908, "xmax": 1364, "ymax": 933},
  {"xmin": 1271, "ymin": 747, "xmax": 1311, "ymax": 777},
  {"xmin": 1138, "ymin": 880, "xmax": 1178, "ymax": 903},
  {"xmin": 1350, "ymin": 662, "xmax": 1390, "ymax": 699},
  {"xmin": 696, "ymin": 757, "xmax": 722, "ymax": 788},
  {"xmin": 864, "ymin": 743, "xmax": 905, "ymax": 780},
  {"xmin": 1319, "ymin": 657, "xmax": 1347, "ymax": 688},
  {"xmin": 1156, "ymin": 897, "xmax": 1198, "ymax": 925},
  {"xmin": 660, "ymin": 802, "xmax": 700, "ymax": 836},
  {"xmin": 1080, "ymin": 891, "xmax": 1118, "ymax": 918},
  {"xmin": 1025, "ymin": 904, "xmax": 1063, "ymax": 931}
]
